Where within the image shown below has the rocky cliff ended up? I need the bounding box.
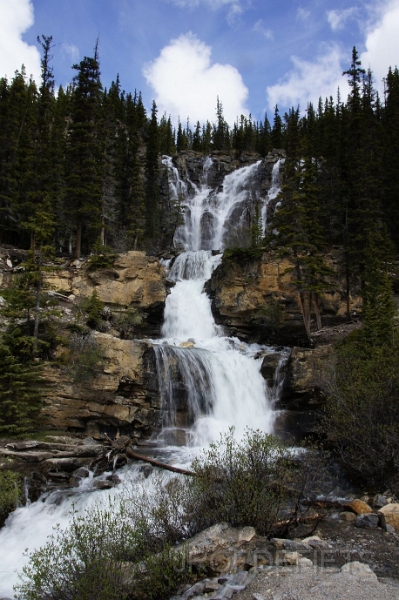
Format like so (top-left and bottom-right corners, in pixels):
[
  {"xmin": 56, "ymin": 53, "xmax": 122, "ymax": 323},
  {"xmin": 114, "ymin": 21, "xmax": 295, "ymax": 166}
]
[
  {"xmin": 206, "ymin": 248, "xmax": 362, "ymax": 346},
  {"xmin": 42, "ymin": 334, "xmax": 162, "ymax": 441},
  {"xmin": 44, "ymin": 251, "xmax": 167, "ymax": 337}
]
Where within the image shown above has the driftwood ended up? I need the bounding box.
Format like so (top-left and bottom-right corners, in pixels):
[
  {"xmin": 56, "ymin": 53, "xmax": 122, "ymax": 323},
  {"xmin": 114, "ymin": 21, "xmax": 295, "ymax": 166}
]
[
  {"xmin": 272, "ymin": 512, "xmax": 324, "ymax": 529},
  {"xmin": 126, "ymin": 447, "xmax": 195, "ymax": 476},
  {"xmin": 301, "ymin": 499, "xmax": 343, "ymax": 510}
]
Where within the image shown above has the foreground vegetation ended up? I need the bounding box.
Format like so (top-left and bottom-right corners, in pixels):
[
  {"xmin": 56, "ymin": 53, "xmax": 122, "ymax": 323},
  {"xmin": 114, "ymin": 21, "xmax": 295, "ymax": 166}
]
[{"xmin": 14, "ymin": 430, "xmax": 325, "ymax": 599}]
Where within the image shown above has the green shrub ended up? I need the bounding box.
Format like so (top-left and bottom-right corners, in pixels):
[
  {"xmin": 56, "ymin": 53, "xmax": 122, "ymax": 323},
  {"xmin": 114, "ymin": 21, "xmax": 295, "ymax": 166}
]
[
  {"xmin": 125, "ymin": 429, "xmax": 322, "ymax": 540},
  {"xmin": 320, "ymin": 338, "xmax": 399, "ymax": 492},
  {"xmin": 15, "ymin": 502, "xmax": 190, "ymax": 600},
  {"xmin": 66, "ymin": 332, "xmax": 103, "ymax": 383},
  {"xmin": 0, "ymin": 470, "xmax": 21, "ymax": 526},
  {"xmin": 187, "ymin": 429, "xmax": 304, "ymax": 536},
  {"xmin": 111, "ymin": 308, "xmax": 144, "ymax": 339},
  {"xmin": 87, "ymin": 240, "xmax": 117, "ymax": 272},
  {"xmin": 81, "ymin": 290, "xmax": 104, "ymax": 330},
  {"xmin": 251, "ymin": 301, "xmax": 284, "ymax": 336}
]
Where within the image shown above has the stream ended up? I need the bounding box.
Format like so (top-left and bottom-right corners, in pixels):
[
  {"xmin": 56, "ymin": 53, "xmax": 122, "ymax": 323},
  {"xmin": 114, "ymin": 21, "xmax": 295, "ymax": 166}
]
[{"xmin": 0, "ymin": 155, "xmax": 286, "ymax": 597}]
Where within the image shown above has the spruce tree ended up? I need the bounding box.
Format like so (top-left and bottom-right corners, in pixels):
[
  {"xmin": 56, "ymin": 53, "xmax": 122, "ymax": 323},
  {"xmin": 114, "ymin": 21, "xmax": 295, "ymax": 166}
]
[
  {"xmin": 66, "ymin": 47, "xmax": 103, "ymax": 258},
  {"xmin": 0, "ymin": 344, "xmax": 43, "ymax": 436},
  {"xmin": 145, "ymin": 101, "xmax": 160, "ymax": 240}
]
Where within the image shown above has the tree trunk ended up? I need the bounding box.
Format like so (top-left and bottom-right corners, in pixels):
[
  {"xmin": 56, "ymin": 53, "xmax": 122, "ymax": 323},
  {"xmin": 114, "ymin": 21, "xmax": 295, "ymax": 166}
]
[
  {"xmin": 75, "ymin": 220, "xmax": 82, "ymax": 259},
  {"xmin": 312, "ymin": 292, "xmax": 322, "ymax": 330},
  {"xmin": 126, "ymin": 448, "xmax": 195, "ymax": 476},
  {"xmin": 33, "ymin": 251, "xmax": 42, "ymax": 355}
]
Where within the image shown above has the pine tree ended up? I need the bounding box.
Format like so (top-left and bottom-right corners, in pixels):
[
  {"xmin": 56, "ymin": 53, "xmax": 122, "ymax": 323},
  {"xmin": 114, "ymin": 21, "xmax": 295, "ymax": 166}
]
[
  {"xmin": 213, "ymin": 97, "xmax": 229, "ymax": 151},
  {"xmin": 66, "ymin": 46, "xmax": 103, "ymax": 258},
  {"xmin": 267, "ymin": 149, "xmax": 333, "ymax": 340},
  {"xmin": 382, "ymin": 67, "xmax": 399, "ymax": 249},
  {"xmin": 0, "ymin": 344, "xmax": 43, "ymax": 436},
  {"xmin": 271, "ymin": 105, "xmax": 283, "ymax": 149},
  {"xmin": 145, "ymin": 101, "xmax": 160, "ymax": 240}
]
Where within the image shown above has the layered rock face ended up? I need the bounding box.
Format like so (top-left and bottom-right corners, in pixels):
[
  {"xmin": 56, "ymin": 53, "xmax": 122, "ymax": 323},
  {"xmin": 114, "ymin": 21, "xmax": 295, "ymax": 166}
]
[
  {"xmin": 45, "ymin": 251, "xmax": 167, "ymax": 336},
  {"xmin": 42, "ymin": 334, "xmax": 162, "ymax": 440},
  {"xmin": 206, "ymin": 249, "xmax": 362, "ymax": 346}
]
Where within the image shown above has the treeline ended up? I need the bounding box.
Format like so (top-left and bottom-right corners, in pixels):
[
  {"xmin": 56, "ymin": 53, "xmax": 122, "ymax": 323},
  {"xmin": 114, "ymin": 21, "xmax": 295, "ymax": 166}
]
[
  {"xmin": 0, "ymin": 38, "xmax": 271, "ymax": 257},
  {"xmin": 262, "ymin": 48, "xmax": 399, "ymax": 340},
  {"xmin": 1, "ymin": 39, "xmax": 399, "ymax": 265}
]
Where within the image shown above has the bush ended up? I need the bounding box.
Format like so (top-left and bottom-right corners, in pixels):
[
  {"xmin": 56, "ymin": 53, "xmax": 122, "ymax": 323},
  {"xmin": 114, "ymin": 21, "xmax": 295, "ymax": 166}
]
[
  {"xmin": 87, "ymin": 240, "xmax": 117, "ymax": 272},
  {"xmin": 15, "ymin": 502, "xmax": 189, "ymax": 600},
  {"xmin": 111, "ymin": 307, "xmax": 144, "ymax": 339},
  {"xmin": 81, "ymin": 290, "xmax": 104, "ymax": 330},
  {"xmin": 66, "ymin": 332, "xmax": 103, "ymax": 383},
  {"xmin": 320, "ymin": 338, "xmax": 399, "ymax": 492},
  {"xmin": 125, "ymin": 429, "xmax": 323, "ymax": 540},
  {"xmin": 187, "ymin": 428, "xmax": 316, "ymax": 536},
  {"xmin": 0, "ymin": 470, "xmax": 21, "ymax": 526}
]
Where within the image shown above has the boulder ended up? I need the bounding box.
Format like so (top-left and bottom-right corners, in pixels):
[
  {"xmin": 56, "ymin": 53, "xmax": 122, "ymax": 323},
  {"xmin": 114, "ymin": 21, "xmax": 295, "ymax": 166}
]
[
  {"xmin": 355, "ymin": 513, "xmax": 379, "ymax": 528},
  {"xmin": 340, "ymin": 561, "xmax": 378, "ymax": 582},
  {"xmin": 378, "ymin": 503, "xmax": 399, "ymax": 531},
  {"xmin": 343, "ymin": 499, "xmax": 373, "ymax": 515},
  {"xmin": 184, "ymin": 523, "xmax": 260, "ymax": 574},
  {"xmin": 339, "ymin": 511, "xmax": 357, "ymax": 522}
]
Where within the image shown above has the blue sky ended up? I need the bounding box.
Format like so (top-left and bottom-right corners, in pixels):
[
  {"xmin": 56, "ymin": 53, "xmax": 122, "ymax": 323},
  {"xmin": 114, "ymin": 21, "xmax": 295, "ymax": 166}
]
[{"xmin": 1, "ymin": 0, "xmax": 399, "ymax": 125}]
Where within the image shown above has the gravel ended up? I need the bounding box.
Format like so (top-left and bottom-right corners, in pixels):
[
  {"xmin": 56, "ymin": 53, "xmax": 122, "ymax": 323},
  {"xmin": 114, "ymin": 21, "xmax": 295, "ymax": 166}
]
[{"xmin": 232, "ymin": 563, "xmax": 399, "ymax": 600}]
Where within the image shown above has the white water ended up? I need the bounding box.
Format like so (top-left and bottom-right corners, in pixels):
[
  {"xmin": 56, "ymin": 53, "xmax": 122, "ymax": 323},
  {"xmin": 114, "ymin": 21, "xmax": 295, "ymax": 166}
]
[
  {"xmin": 261, "ymin": 158, "xmax": 284, "ymax": 235},
  {"xmin": 0, "ymin": 155, "xmax": 285, "ymax": 597}
]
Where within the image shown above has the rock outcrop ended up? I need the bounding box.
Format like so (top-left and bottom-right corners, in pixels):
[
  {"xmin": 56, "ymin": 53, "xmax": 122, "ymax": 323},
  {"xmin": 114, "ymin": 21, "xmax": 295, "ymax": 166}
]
[
  {"xmin": 206, "ymin": 249, "xmax": 362, "ymax": 346},
  {"xmin": 41, "ymin": 334, "xmax": 162, "ymax": 439},
  {"xmin": 44, "ymin": 251, "xmax": 167, "ymax": 336}
]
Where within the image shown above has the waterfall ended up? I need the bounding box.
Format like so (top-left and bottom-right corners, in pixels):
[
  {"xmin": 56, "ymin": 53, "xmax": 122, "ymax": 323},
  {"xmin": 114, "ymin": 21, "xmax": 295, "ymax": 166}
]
[
  {"xmin": 261, "ymin": 158, "xmax": 284, "ymax": 235},
  {"xmin": 154, "ymin": 157, "xmax": 279, "ymax": 446},
  {"xmin": 0, "ymin": 155, "xmax": 285, "ymax": 597}
]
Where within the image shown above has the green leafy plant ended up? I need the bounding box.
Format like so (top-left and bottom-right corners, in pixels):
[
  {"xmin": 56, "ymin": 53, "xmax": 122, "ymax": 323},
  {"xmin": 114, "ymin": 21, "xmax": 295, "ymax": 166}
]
[
  {"xmin": 0, "ymin": 470, "xmax": 22, "ymax": 526},
  {"xmin": 81, "ymin": 289, "xmax": 104, "ymax": 330},
  {"xmin": 87, "ymin": 239, "xmax": 117, "ymax": 271},
  {"xmin": 321, "ymin": 337, "xmax": 399, "ymax": 492},
  {"xmin": 65, "ymin": 332, "xmax": 103, "ymax": 383},
  {"xmin": 111, "ymin": 307, "xmax": 144, "ymax": 339},
  {"xmin": 187, "ymin": 429, "xmax": 299, "ymax": 536},
  {"xmin": 126, "ymin": 429, "xmax": 322, "ymax": 540},
  {"xmin": 15, "ymin": 501, "xmax": 190, "ymax": 600},
  {"xmin": 252, "ymin": 301, "xmax": 284, "ymax": 337}
]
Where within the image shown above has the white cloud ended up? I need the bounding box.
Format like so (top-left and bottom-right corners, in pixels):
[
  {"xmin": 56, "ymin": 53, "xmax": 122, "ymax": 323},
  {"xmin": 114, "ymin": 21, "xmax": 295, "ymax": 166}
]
[
  {"xmin": 327, "ymin": 7, "xmax": 359, "ymax": 31},
  {"xmin": 297, "ymin": 7, "xmax": 311, "ymax": 21},
  {"xmin": 61, "ymin": 43, "xmax": 80, "ymax": 63},
  {"xmin": 254, "ymin": 20, "xmax": 274, "ymax": 41},
  {"xmin": 168, "ymin": 0, "xmax": 241, "ymax": 8},
  {"xmin": 360, "ymin": 0, "xmax": 399, "ymax": 90},
  {"xmin": 0, "ymin": 0, "xmax": 40, "ymax": 82},
  {"xmin": 166, "ymin": 0, "xmax": 245, "ymax": 24},
  {"xmin": 143, "ymin": 32, "xmax": 249, "ymax": 125},
  {"xmin": 266, "ymin": 44, "xmax": 349, "ymax": 111}
]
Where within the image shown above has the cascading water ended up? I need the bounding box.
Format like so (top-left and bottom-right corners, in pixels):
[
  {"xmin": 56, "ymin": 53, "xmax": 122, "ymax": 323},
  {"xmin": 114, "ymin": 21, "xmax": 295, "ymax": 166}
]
[
  {"xmin": 0, "ymin": 154, "xmax": 285, "ymax": 597},
  {"xmin": 154, "ymin": 157, "xmax": 285, "ymax": 445},
  {"xmin": 261, "ymin": 158, "xmax": 284, "ymax": 235}
]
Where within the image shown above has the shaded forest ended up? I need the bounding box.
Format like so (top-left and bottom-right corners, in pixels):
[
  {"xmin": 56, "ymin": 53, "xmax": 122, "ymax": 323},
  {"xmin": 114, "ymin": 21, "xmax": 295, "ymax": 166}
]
[{"xmin": 0, "ymin": 39, "xmax": 398, "ymax": 264}]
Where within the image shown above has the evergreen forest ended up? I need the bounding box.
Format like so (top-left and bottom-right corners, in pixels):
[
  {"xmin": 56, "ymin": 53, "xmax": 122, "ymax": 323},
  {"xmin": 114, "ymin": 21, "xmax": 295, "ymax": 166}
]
[
  {"xmin": 0, "ymin": 40, "xmax": 398, "ymax": 264},
  {"xmin": 0, "ymin": 38, "xmax": 399, "ymax": 491},
  {"xmin": 1, "ymin": 36, "xmax": 399, "ymax": 600}
]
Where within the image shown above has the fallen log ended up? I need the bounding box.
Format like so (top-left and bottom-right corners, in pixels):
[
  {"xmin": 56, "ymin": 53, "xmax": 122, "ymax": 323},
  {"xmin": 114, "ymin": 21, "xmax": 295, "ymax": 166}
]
[
  {"xmin": 272, "ymin": 512, "xmax": 324, "ymax": 529},
  {"xmin": 126, "ymin": 447, "xmax": 195, "ymax": 476},
  {"xmin": 300, "ymin": 499, "xmax": 343, "ymax": 510}
]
